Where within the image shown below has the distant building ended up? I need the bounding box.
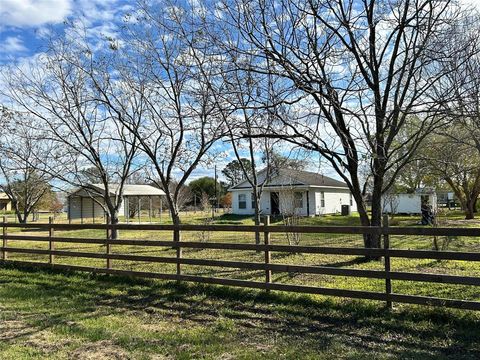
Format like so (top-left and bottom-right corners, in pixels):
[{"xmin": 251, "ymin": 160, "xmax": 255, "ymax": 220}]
[
  {"xmin": 382, "ymin": 189, "xmax": 437, "ymax": 215},
  {"xmin": 0, "ymin": 193, "xmax": 12, "ymax": 212},
  {"xmin": 67, "ymin": 184, "xmax": 165, "ymax": 223},
  {"xmin": 229, "ymin": 168, "xmax": 356, "ymax": 216},
  {"xmin": 436, "ymin": 190, "xmax": 457, "ymax": 208}
]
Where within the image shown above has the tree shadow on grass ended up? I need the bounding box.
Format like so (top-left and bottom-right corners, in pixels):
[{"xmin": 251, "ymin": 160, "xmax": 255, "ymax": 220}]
[
  {"xmin": 1, "ymin": 262, "xmax": 479, "ymax": 359},
  {"xmin": 320, "ymin": 256, "xmax": 372, "ymax": 268}
]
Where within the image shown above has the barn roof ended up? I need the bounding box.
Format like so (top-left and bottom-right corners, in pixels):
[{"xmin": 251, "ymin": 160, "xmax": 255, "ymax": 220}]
[
  {"xmin": 69, "ymin": 184, "xmax": 165, "ymax": 197},
  {"xmin": 230, "ymin": 168, "xmax": 348, "ymax": 190}
]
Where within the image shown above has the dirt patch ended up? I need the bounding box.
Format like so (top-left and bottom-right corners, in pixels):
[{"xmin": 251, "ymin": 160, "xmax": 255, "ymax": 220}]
[
  {"xmin": 24, "ymin": 330, "xmax": 74, "ymax": 354},
  {"xmin": 0, "ymin": 320, "xmax": 34, "ymax": 341},
  {"xmin": 149, "ymin": 355, "xmax": 173, "ymax": 360},
  {"xmin": 442, "ymin": 219, "xmax": 480, "ymax": 226},
  {"xmin": 69, "ymin": 340, "xmax": 131, "ymax": 360}
]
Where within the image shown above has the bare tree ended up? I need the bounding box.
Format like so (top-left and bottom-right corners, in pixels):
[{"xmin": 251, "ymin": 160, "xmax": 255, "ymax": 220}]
[
  {"xmin": 429, "ymin": 13, "xmax": 480, "ymax": 219},
  {"xmin": 1, "ymin": 30, "xmax": 140, "ymax": 234},
  {"xmin": 223, "ymin": 0, "xmax": 470, "ymax": 248},
  {"xmin": 277, "ymin": 186, "xmax": 303, "ymax": 245},
  {"xmin": 381, "ymin": 189, "xmax": 400, "ymax": 217},
  {"xmin": 424, "ymin": 131, "xmax": 480, "ymax": 219},
  {"xmin": 0, "ymin": 107, "xmax": 53, "ymax": 223},
  {"xmin": 221, "ymin": 62, "xmax": 277, "ymax": 244},
  {"xmin": 97, "ymin": 0, "xmax": 228, "ymax": 241},
  {"xmin": 200, "ymin": 191, "xmax": 211, "ymax": 212}
]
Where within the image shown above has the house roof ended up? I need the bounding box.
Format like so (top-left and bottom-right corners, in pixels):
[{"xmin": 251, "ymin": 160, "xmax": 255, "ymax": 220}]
[
  {"xmin": 0, "ymin": 192, "xmax": 10, "ymax": 200},
  {"xmin": 229, "ymin": 168, "xmax": 349, "ymax": 190},
  {"xmin": 69, "ymin": 184, "xmax": 165, "ymax": 197}
]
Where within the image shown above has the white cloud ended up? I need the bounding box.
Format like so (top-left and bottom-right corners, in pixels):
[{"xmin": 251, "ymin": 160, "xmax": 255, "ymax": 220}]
[
  {"xmin": 35, "ymin": 26, "xmax": 52, "ymax": 39},
  {"xmin": 0, "ymin": 36, "xmax": 27, "ymax": 53},
  {"xmin": 0, "ymin": 0, "xmax": 72, "ymax": 27}
]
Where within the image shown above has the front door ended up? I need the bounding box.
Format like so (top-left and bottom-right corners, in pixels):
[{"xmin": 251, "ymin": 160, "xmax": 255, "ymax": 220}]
[{"xmin": 270, "ymin": 192, "xmax": 280, "ymax": 215}]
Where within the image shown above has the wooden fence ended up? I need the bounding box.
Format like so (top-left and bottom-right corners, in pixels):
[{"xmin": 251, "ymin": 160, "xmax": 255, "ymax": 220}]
[{"xmin": 1, "ymin": 216, "xmax": 480, "ymax": 311}]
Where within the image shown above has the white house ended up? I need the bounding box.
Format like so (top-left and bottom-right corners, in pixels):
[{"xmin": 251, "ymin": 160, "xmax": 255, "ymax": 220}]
[
  {"xmin": 67, "ymin": 184, "xmax": 165, "ymax": 223},
  {"xmin": 229, "ymin": 168, "xmax": 356, "ymax": 216},
  {"xmin": 382, "ymin": 189, "xmax": 437, "ymax": 215},
  {"xmin": 0, "ymin": 192, "xmax": 12, "ymax": 212}
]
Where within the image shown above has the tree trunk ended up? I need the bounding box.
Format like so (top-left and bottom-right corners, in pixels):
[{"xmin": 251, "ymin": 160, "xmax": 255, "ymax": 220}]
[
  {"xmin": 465, "ymin": 200, "xmax": 475, "ymax": 220},
  {"xmin": 172, "ymin": 211, "xmax": 181, "ymax": 243},
  {"xmin": 110, "ymin": 211, "xmax": 120, "ymax": 240},
  {"xmin": 253, "ymin": 192, "xmax": 261, "ymax": 245},
  {"xmin": 369, "ymin": 192, "xmax": 383, "ymax": 248},
  {"xmin": 14, "ymin": 204, "xmax": 28, "ymax": 224}
]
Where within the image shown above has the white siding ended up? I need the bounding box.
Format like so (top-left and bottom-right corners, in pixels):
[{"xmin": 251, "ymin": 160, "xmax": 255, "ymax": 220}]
[
  {"xmin": 277, "ymin": 190, "xmax": 312, "ymax": 216},
  {"xmin": 231, "ymin": 191, "xmax": 253, "ymax": 215},
  {"xmin": 68, "ymin": 196, "xmax": 125, "ymax": 220},
  {"xmin": 382, "ymin": 194, "xmax": 437, "ymax": 214},
  {"xmin": 318, "ymin": 189, "xmax": 354, "ymax": 214},
  {"xmin": 231, "ymin": 188, "xmax": 356, "ymax": 216},
  {"xmin": 308, "ymin": 190, "xmax": 316, "ymax": 216},
  {"xmin": 259, "ymin": 192, "xmax": 270, "ymax": 214}
]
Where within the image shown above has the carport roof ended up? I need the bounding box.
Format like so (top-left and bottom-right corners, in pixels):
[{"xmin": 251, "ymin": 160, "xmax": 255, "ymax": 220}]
[{"xmin": 69, "ymin": 184, "xmax": 165, "ymax": 197}]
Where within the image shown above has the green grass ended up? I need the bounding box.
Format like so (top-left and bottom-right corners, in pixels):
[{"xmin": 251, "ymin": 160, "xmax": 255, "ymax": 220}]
[
  {"xmin": 1, "ymin": 211, "xmax": 480, "ymax": 358},
  {"xmin": 0, "ymin": 264, "xmax": 479, "ymax": 359},
  {"xmin": 3, "ymin": 212, "xmax": 480, "ymax": 300}
]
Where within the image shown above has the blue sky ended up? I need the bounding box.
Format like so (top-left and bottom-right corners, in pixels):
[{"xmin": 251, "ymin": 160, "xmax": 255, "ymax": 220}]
[
  {"xmin": 0, "ymin": 0, "xmax": 327, "ymax": 183},
  {"xmin": 3, "ymin": 0, "xmax": 480, "ymax": 64},
  {"xmin": 3, "ymin": 0, "xmax": 477, "ymax": 184},
  {"xmin": 0, "ymin": 0, "xmax": 134, "ymax": 63}
]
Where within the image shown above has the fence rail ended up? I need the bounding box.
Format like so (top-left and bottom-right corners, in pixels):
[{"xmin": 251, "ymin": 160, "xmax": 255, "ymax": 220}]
[{"xmin": 1, "ymin": 215, "xmax": 480, "ymax": 311}]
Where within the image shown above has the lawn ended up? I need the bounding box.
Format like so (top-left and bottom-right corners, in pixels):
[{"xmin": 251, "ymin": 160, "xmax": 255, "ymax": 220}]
[
  {"xmin": 1, "ymin": 264, "xmax": 479, "ymax": 360},
  {"xmin": 3, "ymin": 211, "xmax": 480, "ymax": 299},
  {"xmin": 1, "ymin": 211, "xmax": 480, "ymax": 358}
]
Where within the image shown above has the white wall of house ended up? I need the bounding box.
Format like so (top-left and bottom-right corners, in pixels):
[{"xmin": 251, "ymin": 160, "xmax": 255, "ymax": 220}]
[
  {"xmin": 0, "ymin": 200, "xmax": 12, "ymax": 212},
  {"xmin": 382, "ymin": 193, "xmax": 437, "ymax": 214},
  {"xmin": 321, "ymin": 188, "xmax": 356, "ymax": 214},
  {"xmin": 278, "ymin": 190, "xmax": 309, "ymax": 216},
  {"xmin": 231, "ymin": 187, "xmax": 356, "ymax": 216},
  {"xmin": 230, "ymin": 191, "xmax": 271, "ymax": 215}
]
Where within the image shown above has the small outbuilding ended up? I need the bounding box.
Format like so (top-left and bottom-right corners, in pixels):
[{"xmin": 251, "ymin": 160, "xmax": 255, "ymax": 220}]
[
  {"xmin": 229, "ymin": 168, "xmax": 356, "ymax": 216},
  {"xmin": 67, "ymin": 184, "xmax": 166, "ymax": 223},
  {"xmin": 382, "ymin": 189, "xmax": 437, "ymax": 215},
  {"xmin": 0, "ymin": 192, "xmax": 12, "ymax": 212}
]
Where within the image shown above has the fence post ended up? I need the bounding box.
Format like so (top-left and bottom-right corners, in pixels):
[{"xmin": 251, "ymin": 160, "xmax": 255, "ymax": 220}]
[
  {"xmin": 106, "ymin": 215, "xmax": 111, "ymax": 270},
  {"xmin": 263, "ymin": 215, "xmax": 271, "ymax": 291},
  {"xmin": 383, "ymin": 214, "xmax": 392, "ymax": 309},
  {"xmin": 49, "ymin": 216, "xmax": 55, "ymax": 265},
  {"xmin": 2, "ymin": 216, "xmax": 7, "ymax": 261},
  {"xmin": 175, "ymin": 225, "xmax": 182, "ymax": 276}
]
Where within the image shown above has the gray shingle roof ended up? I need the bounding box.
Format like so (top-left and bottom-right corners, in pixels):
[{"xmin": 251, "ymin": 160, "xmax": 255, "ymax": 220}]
[
  {"xmin": 230, "ymin": 168, "xmax": 348, "ymax": 189},
  {"xmin": 278, "ymin": 168, "xmax": 348, "ymax": 188}
]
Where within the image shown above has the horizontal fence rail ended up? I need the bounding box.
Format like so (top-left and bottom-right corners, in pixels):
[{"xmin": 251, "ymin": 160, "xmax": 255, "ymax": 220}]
[
  {"xmin": 5, "ymin": 222, "xmax": 480, "ymax": 236},
  {"xmin": 1, "ymin": 216, "xmax": 480, "ymax": 311}
]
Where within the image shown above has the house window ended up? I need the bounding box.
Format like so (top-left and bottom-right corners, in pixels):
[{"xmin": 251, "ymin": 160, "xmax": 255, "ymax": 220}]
[
  {"xmin": 350, "ymin": 194, "xmax": 353, "ymax": 206},
  {"xmin": 320, "ymin": 192, "xmax": 325, "ymax": 207},
  {"xmin": 238, "ymin": 194, "xmax": 247, "ymax": 209},
  {"xmin": 294, "ymin": 192, "xmax": 303, "ymax": 208},
  {"xmin": 251, "ymin": 193, "xmax": 255, "ymax": 209}
]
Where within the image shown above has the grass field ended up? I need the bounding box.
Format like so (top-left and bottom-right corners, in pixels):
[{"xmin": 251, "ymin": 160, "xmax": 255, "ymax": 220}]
[
  {"xmin": 1, "ymin": 265, "xmax": 480, "ymax": 359},
  {"xmin": 1, "ymin": 211, "xmax": 480, "ymax": 359}
]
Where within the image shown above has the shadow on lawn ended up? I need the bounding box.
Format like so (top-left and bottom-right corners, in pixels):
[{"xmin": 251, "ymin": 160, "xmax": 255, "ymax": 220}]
[{"xmin": 1, "ymin": 263, "xmax": 479, "ymax": 359}]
